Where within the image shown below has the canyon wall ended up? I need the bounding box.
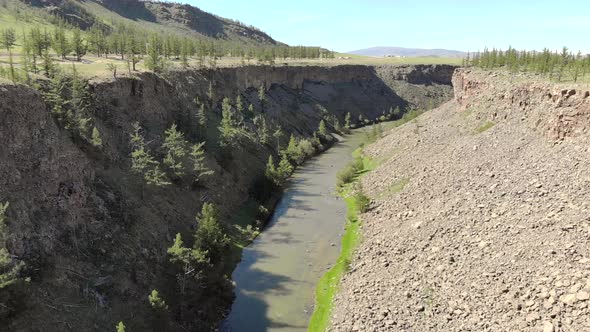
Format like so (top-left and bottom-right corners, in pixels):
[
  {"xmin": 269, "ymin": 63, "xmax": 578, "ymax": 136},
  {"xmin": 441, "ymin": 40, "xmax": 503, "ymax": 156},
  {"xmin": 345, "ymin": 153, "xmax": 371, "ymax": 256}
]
[{"xmin": 0, "ymin": 64, "xmax": 455, "ymax": 331}]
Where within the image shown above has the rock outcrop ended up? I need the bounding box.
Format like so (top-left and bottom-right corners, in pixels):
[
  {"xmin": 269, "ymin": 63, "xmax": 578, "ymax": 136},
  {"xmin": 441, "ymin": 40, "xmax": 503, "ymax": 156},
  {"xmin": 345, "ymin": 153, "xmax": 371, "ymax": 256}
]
[{"xmin": 330, "ymin": 69, "xmax": 590, "ymax": 331}]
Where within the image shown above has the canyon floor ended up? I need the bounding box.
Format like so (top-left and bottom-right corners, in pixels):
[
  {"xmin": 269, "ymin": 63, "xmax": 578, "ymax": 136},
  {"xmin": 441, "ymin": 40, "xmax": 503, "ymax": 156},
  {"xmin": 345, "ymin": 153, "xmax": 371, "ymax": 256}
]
[{"xmin": 329, "ymin": 69, "xmax": 590, "ymax": 332}]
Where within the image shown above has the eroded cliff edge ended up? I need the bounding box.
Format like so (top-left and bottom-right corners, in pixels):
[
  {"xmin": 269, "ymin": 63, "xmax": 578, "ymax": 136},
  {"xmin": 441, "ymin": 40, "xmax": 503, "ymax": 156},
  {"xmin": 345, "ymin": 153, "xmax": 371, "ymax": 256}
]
[{"xmin": 0, "ymin": 64, "xmax": 455, "ymax": 331}]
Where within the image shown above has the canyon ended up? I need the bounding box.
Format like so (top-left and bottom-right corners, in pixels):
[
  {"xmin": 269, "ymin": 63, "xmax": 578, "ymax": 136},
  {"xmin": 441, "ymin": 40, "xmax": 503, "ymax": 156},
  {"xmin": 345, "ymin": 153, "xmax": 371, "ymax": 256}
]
[{"xmin": 0, "ymin": 64, "xmax": 454, "ymax": 331}]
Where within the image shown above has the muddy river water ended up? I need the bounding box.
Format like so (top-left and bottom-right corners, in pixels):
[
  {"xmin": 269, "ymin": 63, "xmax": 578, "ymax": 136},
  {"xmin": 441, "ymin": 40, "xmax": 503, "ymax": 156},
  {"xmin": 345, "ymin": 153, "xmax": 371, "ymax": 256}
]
[{"xmin": 221, "ymin": 130, "xmax": 368, "ymax": 332}]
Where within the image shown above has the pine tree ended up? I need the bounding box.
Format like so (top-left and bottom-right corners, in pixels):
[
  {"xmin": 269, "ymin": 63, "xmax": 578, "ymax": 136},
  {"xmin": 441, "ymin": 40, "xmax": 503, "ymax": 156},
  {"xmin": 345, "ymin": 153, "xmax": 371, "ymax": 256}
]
[
  {"xmin": 254, "ymin": 115, "xmax": 269, "ymax": 144},
  {"xmin": 273, "ymin": 126, "xmax": 283, "ymax": 151},
  {"xmin": 235, "ymin": 95, "xmax": 244, "ymax": 125},
  {"xmin": 7, "ymin": 50, "xmax": 16, "ymax": 83},
  {"xmin": 52, "ymin": 26, "xmax": 70, "ymax": 59},
  {"xmin": 146, "ymin": 34, "xmax": 162, "ymax": 72},
  {"xmin": 0, "ymin": 28, "xmax": 16, "ymax": 52},
  {"xmin": 194, "ymin": 203, "xmax": 229, "ymax": 265},
  {"xmin": 285, "ymin": 134, "xmax": 302, "ymax": 164},
  {"xmin": 318, "ymin": 119, "xmax": 328, "ymax": 137},
  {"xmin": 72, "ymin": 29, "xmax": 87, "ymax": 62},
  {"xmin": 42, "ymin": 49, "xmax": 55, "ymax": 77},
  {"xmin": 344, "ymin": 112, "xmax": 351, "ymax": 130},
  {"xmin": 276, "ymin": 153, "xmax": 294, "ymax": 184},
  {"xmin": 130, "ymin": 122, "xmax": 170, "ymax": 187},
  {"xmin": 219, "ymin": 97, "xmax": 236, "ymax": 145},
  {"xmin": 91, "ymin": 127, "xmax": 103, "ymax": 147},
  {"xmin": 197, "ymin": 102, "xmax": 207, "ymax": 128},
  {"xmin": 162, "ymin": 124, "xmax": 188, "ymax": 178},
  {"xmin": 145, "ymin": 165, "xmax": 171, "ymax": 186},
  {"xmin": 149, "ymin": 289, "xmax": 168, "ymax": 311},
  {"xmin": 0, "ymin": 202, "xmax": 24, "ymax": 289},
  {"xmin": 71, "ymin": 65, "xmax": 92, "ymax": 137},
  {"xmin": 190, "ymin": 142, "xmax": 213, "ymax": 181},
  {"xmin": 265, "ymin": 155, "xmax": 277, "ymax": 184}
]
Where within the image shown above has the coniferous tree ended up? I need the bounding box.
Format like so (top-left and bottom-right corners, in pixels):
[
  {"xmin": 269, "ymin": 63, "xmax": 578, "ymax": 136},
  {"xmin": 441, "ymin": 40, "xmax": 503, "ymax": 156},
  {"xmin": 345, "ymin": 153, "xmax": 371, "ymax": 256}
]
[
  {"xmin": 116, "ymin": 322, "xmax": 125, "ymax": 332},
  {"xmin": 344, "ymin": 112, "xmax": 352, "ymax": 130},
  {"xmin": 148, "ymin": 289, "xmax": 168, "ymax": 311},
  {"xmin": 72, "ymin": 29, "xmax": 87, "ymax": 61},
  {"xmin": 71, "ymin": 65, "xmax": 92, "ymax": 137},
  {"xmin": 276, "ymin": 153, "xmax": 294, "ymax": 184},
  {"xmin": 254, "ymin": 115, "xmax": 269, "ymax": 145},
  {"xmin": 235, "ymin": 95, "xmax": 244, "ymax": 125},
  {"xmin": 273, "ymin": 126, "xmax": 283, "ymax": 151},
  {"xmin": 195, "ymin": 102, "xmax": 207, "ymax": 129},
  {"xmin": 194, "ymin": 203, "xmax": 229, "ymax": 265},
  {"xmin": 162, "ymin": 124, "xmax": 188, "ymax": 179},
  {"xmin": 52, "ymin": 26, "xmax": 70, "ymax": 59},
  {"xmin": 285, "ymin": 134, "xmax": 301, "ymax": 164},
  {"xmin": 91, "ymin": 127, "xmax": 102, "ymax": 147},
  {"xmin": 190, "ymin": 142, "xmax": 213, "ymax": 181},
  {"xmin": 146, "ymin": 34, "xmax": 163, "ymax": 72},
  {"xmin": 265, "ymin": 155, "xmax": 278, "ymax": 185},
  {"xmin": 318, "ymin": 119, "xmax": 328, "ymax": 137},
  {"xmin": 0, "ymin": 28, "xmax": 16, "ymax": 52},
  {"xmin": 0, "ymin": 202, "xmax": 24, "ymax": 289},
  {"xmin": 41, "ymin": 49, "xmax": 55, "ymax": 77},
  {"xmin": 130, "ymin": 122, "xmax": 170, "ymax": 187},
  {"xmin": 219, "ymin": 97, "xmax": 236, "ymax": 145}
]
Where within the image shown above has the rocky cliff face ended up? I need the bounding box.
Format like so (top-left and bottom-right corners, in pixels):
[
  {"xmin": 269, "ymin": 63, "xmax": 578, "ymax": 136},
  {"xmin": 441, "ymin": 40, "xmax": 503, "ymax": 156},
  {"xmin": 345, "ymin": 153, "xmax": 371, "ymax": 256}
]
[
  {"xmin": 453, "ymin": 68, "xmax": 590, "ymax": 140},
  {"xmin": 330, "ymin": 69, "xmax": 590, "ymax": 332},
  {"xmin": 0, "ymin": 64, "xmax": 455, "ymax": 331}
]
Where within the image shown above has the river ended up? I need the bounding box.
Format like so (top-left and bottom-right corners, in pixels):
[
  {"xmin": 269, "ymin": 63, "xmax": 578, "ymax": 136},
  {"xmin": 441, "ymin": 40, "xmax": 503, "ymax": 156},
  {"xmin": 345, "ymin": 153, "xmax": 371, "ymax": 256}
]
[{"xmin": 221, "ymin": 130, "xmax": 368, "ymax": 332}]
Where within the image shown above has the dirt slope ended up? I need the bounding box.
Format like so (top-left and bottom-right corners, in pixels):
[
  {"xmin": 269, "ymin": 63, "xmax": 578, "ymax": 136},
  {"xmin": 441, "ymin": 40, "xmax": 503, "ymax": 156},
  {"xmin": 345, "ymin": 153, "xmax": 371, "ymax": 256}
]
[{"xmin": 330, "ymin": 69, "xmax": 590, "ymax": 332}]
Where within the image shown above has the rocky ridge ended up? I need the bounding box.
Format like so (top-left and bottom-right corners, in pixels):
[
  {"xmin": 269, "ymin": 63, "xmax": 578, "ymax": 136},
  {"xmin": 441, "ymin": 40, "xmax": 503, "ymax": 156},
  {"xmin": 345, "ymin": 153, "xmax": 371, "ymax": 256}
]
[{"xmin": 330, "ymin": 69, "xmax": 590, "ymax": 331}]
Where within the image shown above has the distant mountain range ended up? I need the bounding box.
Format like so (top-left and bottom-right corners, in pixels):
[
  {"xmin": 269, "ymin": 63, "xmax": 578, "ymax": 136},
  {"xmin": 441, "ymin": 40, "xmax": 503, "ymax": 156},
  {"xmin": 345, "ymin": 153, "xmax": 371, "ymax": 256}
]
[{"xmin": 348, "ymin": 46, "xmax": 467, "ymax": 58}]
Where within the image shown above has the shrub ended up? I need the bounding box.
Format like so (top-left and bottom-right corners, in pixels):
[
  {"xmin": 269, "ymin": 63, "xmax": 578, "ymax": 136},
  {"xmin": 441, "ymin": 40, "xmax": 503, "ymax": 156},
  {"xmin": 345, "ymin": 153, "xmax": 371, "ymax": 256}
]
[
  {"xmin": 337, "ymin": 156, "xmax": 364, "ymax": 188},
  {"xmin": 298, "ymin": 138, "xmax": 316, "ymax": 159},
  {"xmin": 353, "ymin": 184, "xmax": 371, "ymax": 213},
  {"xmin": 337, "ymin": 164, "xmax": 356, "ymax": 188}
]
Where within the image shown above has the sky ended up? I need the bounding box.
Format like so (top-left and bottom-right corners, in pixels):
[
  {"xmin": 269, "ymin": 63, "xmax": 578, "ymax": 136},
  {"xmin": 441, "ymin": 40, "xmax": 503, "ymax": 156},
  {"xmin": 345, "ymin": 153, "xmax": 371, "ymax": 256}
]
[{"xmin": 181, "ymin": 0, "xmax": 590, "ymax": 53}]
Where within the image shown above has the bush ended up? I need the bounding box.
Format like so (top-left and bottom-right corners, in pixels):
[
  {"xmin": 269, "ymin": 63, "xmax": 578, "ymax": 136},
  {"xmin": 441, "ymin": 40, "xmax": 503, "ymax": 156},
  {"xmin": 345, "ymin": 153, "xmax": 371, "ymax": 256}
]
[
  {"xmin": 337, "ymin": 164, "xmax": 356, "ymax": 188},
  {"xmin": 337, "ymin": 156, "xmax": 364, "ymax": 188},
  {"xmin": 353, "ymin": 184, "xmax": 371, "ymax": 213},
  {"xmin": 298, "ymin": 138, "xmax": 316, "ymax": 160}
]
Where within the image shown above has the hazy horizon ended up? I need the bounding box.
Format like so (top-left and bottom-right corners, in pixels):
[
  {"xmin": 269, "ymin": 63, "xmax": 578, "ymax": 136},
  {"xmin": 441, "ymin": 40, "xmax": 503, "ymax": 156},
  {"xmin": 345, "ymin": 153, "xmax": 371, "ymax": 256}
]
[{"xmin": 181, "ymin": 0, "xmax": 590, "ymax": 54}]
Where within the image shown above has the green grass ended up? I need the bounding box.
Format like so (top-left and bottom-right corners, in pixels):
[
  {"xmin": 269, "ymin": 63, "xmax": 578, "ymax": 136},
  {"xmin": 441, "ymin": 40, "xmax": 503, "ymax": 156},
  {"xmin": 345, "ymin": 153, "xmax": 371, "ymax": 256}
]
[
  {"xmin": 383, "ymin": 109, "xmax": 426, "ymax": 131},
  {"xmin": 334, "ymin": 52, "xmax": 462, "ymax": 66},
  {"xmin": 378, "ymin": 177, "xmax": 409, "ymax": 198},
  {"xmin": 475, "ymin": 121, "xmax": 495, "ymax": 133},
  {"xmin": 308, "ymin": 153, "xmax": 374, "ymax": 332}
]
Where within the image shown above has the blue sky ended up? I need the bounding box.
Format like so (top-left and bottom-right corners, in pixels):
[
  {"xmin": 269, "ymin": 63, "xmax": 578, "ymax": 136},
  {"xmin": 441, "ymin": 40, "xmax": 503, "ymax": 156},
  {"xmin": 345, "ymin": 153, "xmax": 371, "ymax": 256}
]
[{"xmin": 181, "ymin": 0, "xmax": 590, "ymax": 53}]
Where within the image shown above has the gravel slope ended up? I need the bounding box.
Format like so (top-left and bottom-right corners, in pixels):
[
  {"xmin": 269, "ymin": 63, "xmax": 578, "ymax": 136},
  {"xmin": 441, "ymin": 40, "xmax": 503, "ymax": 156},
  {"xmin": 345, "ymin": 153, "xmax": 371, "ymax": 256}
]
[{"xmin": 329, "ymin": 70, "xmax": 590, "ymax": 332}]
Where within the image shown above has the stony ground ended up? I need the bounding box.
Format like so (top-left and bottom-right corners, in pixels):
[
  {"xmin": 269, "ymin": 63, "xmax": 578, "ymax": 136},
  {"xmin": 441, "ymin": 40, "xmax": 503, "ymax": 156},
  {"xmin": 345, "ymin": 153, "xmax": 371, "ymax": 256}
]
[{"xmin": 329, "ymin": 69, "xmax": 590, "ymax": 332}]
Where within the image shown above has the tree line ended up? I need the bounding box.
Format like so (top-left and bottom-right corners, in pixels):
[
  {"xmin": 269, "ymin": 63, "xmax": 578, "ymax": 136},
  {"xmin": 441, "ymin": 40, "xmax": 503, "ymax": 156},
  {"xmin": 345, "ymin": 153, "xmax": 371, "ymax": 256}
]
[
  {"xmin": 466, "ymin": 46, "xmax": 590, "ymax": 82},
  {"xmin": 0, "ymin": 17, "xmax": 334, "ymax": 81}
]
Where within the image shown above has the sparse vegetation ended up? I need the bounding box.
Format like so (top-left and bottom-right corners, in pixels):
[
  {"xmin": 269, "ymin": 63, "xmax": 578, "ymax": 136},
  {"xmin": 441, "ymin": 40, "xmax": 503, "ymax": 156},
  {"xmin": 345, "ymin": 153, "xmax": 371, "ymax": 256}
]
[
  {"xmin": 116, "ymin": 321, "xmax": 126, "ymax": 332},
  {"xmin": 0, "ymin": 202, "xmax": 24, "ymax": 290},
  {"xmin": 309, "ymin": 150, "xmax": 375, "ymax": 332},
  {"xmin": 469, "ymin": 46, "xmax": 590, "ymax": 82},
  {"xmin": 475, "ymin": 121, "xmax": 495, "ymax": 133},
  {"xmin": 378, "ymin": 177, "xmax": 410, "ymax": 198}
]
